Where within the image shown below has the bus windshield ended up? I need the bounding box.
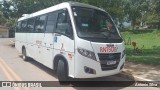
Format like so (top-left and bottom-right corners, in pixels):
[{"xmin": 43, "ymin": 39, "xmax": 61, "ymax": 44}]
[{"xmin": 72, "ymin": 6, "xmax": 122, "ymax": 43}]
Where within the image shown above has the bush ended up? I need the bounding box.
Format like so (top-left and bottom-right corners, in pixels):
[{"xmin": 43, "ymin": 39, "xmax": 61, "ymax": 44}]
[{"xmin": 5, "ymin": 18, "xmax": 17, "ymax": 29}]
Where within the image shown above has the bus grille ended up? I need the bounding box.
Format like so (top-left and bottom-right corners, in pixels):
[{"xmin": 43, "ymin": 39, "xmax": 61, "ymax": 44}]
[{"xmin": 98, "ymin": 53, "xmax": 121, "ymax": 71}]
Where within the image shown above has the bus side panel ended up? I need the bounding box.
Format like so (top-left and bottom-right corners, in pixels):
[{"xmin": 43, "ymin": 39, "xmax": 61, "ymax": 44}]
[
  {"xmin": 24, "ymin": 33, "xmax": 36, "ymax": 60},
  {"xmin": 40, "ymin": 33, "xmax": 54, "ymax": 69},
  {"xmin": 53, "ymin": 34, "xmax": 75, "ymax": 78},
  {"xmin": 28, "ymin": 33, "xmax": 45, "ymax": 64},
  {"xmin": 15, "ymin": 33, "xmax": 27, "ymax": 54}
]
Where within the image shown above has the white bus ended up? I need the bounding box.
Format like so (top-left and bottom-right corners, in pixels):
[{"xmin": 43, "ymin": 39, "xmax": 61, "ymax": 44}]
[{"xmin": 15, "ymin": 2, "xmax": 126, "ymax": 82}]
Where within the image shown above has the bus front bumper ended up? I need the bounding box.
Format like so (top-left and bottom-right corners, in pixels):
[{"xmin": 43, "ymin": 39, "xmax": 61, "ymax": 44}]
[{"xmin": 73, "ymin": 53, "xmax": 126, "ymax": 78}]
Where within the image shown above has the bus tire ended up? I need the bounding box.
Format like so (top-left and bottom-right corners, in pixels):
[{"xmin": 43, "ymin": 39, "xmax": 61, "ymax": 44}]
[
  {"xmin": 57, "ymin": 59, "xmax": 69, "ymax": 85},
  {"xmin": 22, "ymin": 48, "xmax": 29, "ymax": 61}
]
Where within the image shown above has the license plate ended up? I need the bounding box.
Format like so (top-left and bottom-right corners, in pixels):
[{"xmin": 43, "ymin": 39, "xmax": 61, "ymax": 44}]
[{"xmin": 106, "ymin": 61, "xmax": 116, "ymax": 65}]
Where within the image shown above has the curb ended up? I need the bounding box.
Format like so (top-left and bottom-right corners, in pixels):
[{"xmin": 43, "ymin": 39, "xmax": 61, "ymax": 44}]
[{"xmin": 118, "ymin": 71, "xmax": 160, "ymax": 87}]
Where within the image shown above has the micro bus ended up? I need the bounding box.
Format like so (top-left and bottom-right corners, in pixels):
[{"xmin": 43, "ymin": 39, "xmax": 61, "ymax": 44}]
[{"xmin": 15, "ymin": 2, "xmax": 126, "ymax": 82}]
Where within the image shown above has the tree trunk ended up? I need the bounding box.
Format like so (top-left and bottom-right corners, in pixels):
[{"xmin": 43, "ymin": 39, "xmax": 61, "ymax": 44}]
[
  {"xmin": 132, "ymin": 20, "xmax": 135, "ymax": 30},
  {"xmin": 158, "ymin": 20, "xmax": 160, "ymax": 30}
]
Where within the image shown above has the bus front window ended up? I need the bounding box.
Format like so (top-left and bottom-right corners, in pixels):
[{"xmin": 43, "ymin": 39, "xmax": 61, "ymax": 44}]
[{"xmin": 72, "ymin": 6, "xmax": 123, "ymax": 43}]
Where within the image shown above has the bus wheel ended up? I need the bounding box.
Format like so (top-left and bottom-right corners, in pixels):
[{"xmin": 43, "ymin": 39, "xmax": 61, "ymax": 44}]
[
  {"xmin": 22, "ymin": 48, "xmax": 28, "ymax": 61},
  {"xmin": 57, "ymin": 60, "xmax": 69, "ymax": 85}
]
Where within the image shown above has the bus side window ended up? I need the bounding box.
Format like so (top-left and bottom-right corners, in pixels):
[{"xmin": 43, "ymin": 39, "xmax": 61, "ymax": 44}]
[
  {"xmin": 16, "ymin": 21, "xmax": 21, "ymax": 32},
  {"xmin": 21, "ymin": 20, "xmax": 27, "ymax": 32},
  {"xmin": 45, "ymin": 12, "xmax": 57, "ymax": 33},
  {"xmin": 27, "ymin": 18, "xmax": 35, "ymax": 33},
  {"xmin": 35, "ymin": 15, "xmax": 46, "ymax": 33},
  {"xmin": 56, "ymin": 10, "xmax": 73, "ymax": 38},
  {"xmin": 27, "ymin": 18, "xmax": 34, "ymax": 33}
]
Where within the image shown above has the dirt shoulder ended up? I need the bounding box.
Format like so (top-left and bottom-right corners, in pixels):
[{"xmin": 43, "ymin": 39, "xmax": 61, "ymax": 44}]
[{"xmin": 123, "ymin": 61, "xmax": 160, "ymax": 81}]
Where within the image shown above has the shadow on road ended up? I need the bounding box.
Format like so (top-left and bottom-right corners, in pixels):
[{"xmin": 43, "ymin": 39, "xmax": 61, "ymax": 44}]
[
  {"xmin": 18, "ymin": 55, "xmax": 136, "ymax": 88},
  {"xmin": 9, "ymin": 44, "xmax": 15, "ymax": 48},
  {"xmin": 124, "ymin": 61, "xmax": 160, "ymax": 81}
]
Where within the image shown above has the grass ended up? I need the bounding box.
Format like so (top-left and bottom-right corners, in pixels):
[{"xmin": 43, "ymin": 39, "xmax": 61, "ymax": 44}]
[{"xmin": 121, "ymin": 30, "xmax": 160, "ymax": 66}]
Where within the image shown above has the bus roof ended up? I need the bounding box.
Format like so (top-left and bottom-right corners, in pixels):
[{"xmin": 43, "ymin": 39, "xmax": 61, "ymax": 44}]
[
  {"xmin": 68, "ymin": 1, "xmax": 105, "ymax": 11},
  {"xmin": 18, "ymin": 1, "xmax": 105, "ymax": 21}
]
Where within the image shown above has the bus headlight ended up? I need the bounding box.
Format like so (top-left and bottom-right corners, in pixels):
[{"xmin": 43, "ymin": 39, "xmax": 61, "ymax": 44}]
[
  {"xmin": 122, "ymin": 50, "xmax": 125, "ymax": 58},
  {"xmin": 77, "ymin": 47, "xmax": 97, "ymax": 61}
]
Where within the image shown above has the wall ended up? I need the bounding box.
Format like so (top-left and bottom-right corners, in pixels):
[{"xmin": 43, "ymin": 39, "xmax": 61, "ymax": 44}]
[{"xmin": 0, "ymin": 26, "xmax": 9, "ymax": 38}]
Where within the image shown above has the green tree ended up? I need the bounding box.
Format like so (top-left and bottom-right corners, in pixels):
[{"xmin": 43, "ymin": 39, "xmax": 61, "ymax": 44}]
[
  {"xmin": 123, "ymin": 0, "xmax": 146, "ymax": 30},
  {"xmin": 0, "ymin": 11, "xmax": 6, "ymax": 25},
  {"xmin": 155, "ymin": 0, "xmax": 160, "ymax": 29},
  {"xmin": 5, "ymin": 18, "xmax": 17, "ymax": 28},
  {"xmin": 11, "ymin": 0, "xmax": 57, "ymax": 17},
  {"xmin": 1, "ymin": 0, "xmax": 12, "ymax": 19},
  {"xmin": 8, "ymin": 0, "xmax": 160, "ymax": 30}
]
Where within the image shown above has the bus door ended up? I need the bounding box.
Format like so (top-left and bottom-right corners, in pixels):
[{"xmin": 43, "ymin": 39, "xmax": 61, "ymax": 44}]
[{"xmin": 53, "ymin": 9, "xmax": 75, "ymax": 75}]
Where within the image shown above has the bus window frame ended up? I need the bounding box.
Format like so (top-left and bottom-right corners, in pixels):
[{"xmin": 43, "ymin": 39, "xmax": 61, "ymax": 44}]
[
  {"xmin": 21, "ymin": 20, "xmax": 28, "ymax": 33},
  {"xmin": 16, "ymin": 8, "xmax": 74, "ymax": 39},
  {"xmin": 34, "ymin": 14, "xmax": 47, "ymax": 33},
  {"xmin": 55, "ymin": 9, "xmax": 74, "ymax": 40},
  {"xmin": 16, "ymin": 21, "xmax": 22, "ymax": 32},
  {"xmin": 26, "ymin": 17, "xmax": 35, "ymax": 33},
  {"xmin": 44, "ymin": 11, "xmax": 58, "ymax": 33}
]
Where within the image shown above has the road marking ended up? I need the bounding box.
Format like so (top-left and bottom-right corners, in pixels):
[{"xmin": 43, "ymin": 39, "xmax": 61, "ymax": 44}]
[
  {"xmin": 134, "ymin": 75, "xmax": 153, "ymax": 81},
  {"xmin": 121, "ymin": 71, "xmax": 160, "ymax": 85},
  {"xmin": 0, "ymin": 58, "xmax": 22, "ymax": 81},
  {"xmin": 0, "ymin": 57, "xmax": 30, "ymax": 90},
  {"xmin": 0, "ymin": 61, "xmax": 20, "ymax": 90},
  {"xmin": 132, "ymin": 75, "xmax": 160, "ymax": 86}
]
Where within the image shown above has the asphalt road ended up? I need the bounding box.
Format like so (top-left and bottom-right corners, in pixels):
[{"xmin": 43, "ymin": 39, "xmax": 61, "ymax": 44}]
[{"xmin": 0, "ymin": 38, "xmax": 159, "ymax": 90}]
